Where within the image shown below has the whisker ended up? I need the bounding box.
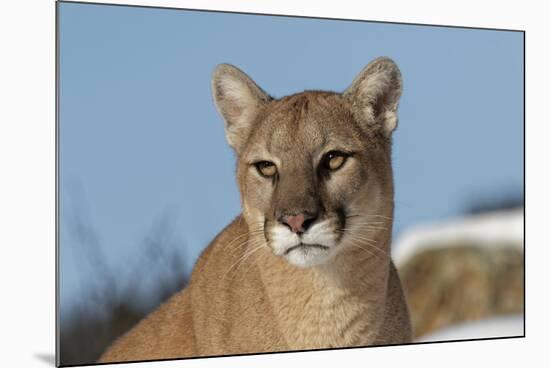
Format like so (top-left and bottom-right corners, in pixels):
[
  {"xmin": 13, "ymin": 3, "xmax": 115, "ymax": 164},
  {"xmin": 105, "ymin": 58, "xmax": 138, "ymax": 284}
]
[
  {"xmin": 345, "ymin": 221, "xmax": 387, "ymax": 225},
  {"xmin": 346, "ymin": 224, "xmax": 389, "ymax": 231},
  {"xmin": 347, "ymin": 214, "xmax": 393, "ymax": 220},
  {"xmin": 237, "ymin": 246, "xmax": 270, "ymax": 280},
  {"xmin": 350, "ymin": 241, "xmax": 387, "ymax": 260},
  {"xmin": 338, "ymin": 227, "xmax": 388, "ymax": 234},
  {"xmin": 348, "ymin": 242, "xmax": 380, "ymax": 260},
  {"xmin": 233, "ymin": 244, "xmax": 266, "ymax": 272},
  {"xmin": 365, "ymin": 215, "xmax": 393, "ymax": 219},
  {"xmin": 349, "ymin": 235, "xmax": 389, "ymax": 257},
  {"xmin": 228, "ymin": 239, "xmax": 262, "ymax": 256},
  {"xmin": 223, "ymin": 241, "xmax": 266, "ymax": 280},
  {"xmin": 225, "ymin": 229, "xmax": 264, "ymax": 246},
  {"xmin": 230, "ymin": 234, "xmax": 266, "ymax": 255},
  {"xmin": 340, "ymin": 232, "xmax": 378, "ymax": 244},
  {"xmin": 344, "ymin": 232, "xmax": 377, "ymax": 243},
  {"xmin": 338, "ymin": 229, "xmax": 390, "ymax": 258},
  {"xmin": 246, "ymin": 221, "xmax": 267, "ymax": 227},
  {"xmin": 226, "ymin": 239, "xmax": 264, "ymax": 269},
  {"xmin": 230, "ymin": 240, "xmax": 257, "ymax": 256}
]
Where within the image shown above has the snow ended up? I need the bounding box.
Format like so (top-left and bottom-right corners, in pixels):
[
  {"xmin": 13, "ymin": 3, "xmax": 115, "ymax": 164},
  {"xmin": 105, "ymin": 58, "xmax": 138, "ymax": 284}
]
[
  {"xmin": 393, "ymin": 208, "xmax": 524, "ymax": 267},
  {"xmin": 416, "ymin": 314, "xmax": 524, "ymax": 342}
]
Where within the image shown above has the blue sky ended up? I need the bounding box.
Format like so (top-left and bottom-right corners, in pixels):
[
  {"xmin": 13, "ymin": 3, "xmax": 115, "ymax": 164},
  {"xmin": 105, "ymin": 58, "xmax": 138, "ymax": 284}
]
[{"xmin": 58, "ymin": 3, "xmax": 523, "ymax": 315}]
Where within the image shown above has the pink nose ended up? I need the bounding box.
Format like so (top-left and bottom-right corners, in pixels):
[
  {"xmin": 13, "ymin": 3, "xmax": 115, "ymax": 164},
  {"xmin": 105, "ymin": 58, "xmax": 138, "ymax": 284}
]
[{"xmin": 282, "ymin": 214, "xmax": 306, "ymax": 233}]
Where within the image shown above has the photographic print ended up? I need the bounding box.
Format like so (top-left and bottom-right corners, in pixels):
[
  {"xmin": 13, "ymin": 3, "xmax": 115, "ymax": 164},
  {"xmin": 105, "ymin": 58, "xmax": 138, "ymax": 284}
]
[{"xmin": 57, "ymin": 2, "xmax": 524, "ymax": 366}]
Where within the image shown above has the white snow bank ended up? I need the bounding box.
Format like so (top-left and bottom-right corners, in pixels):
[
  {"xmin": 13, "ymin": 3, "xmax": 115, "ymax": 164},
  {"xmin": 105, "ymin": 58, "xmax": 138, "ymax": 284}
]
[
  {"xmin": 393, "ymin": 208, "xmax": 524, "ymax": 267},
  {"xmin": 416, "ymin": 314, "xmax": 524, "ymax": 342}
]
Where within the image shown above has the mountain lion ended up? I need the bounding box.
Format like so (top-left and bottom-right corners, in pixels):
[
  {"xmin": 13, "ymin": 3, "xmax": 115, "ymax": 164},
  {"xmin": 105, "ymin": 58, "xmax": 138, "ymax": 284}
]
[{"xmin": 99, "ymin": 57, "xmax": 412, "ymax": 363}]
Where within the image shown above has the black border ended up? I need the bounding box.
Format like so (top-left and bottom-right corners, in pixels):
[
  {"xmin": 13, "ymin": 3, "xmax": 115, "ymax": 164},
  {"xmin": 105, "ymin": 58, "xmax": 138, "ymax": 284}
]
[
  {"xmin": 64, "ymin": 335, "xmax": 523, "ymax": 368},
  {"xmin": 55, "ymin": 1, "xmax": 60, "ymax": 367},
  {"xmin": 55, "ymin": 1, "xmax": 526, "ymax": 367},
  {"xmin": 522, "ymin": 30, "xmax": 526, "ymax": 338}
]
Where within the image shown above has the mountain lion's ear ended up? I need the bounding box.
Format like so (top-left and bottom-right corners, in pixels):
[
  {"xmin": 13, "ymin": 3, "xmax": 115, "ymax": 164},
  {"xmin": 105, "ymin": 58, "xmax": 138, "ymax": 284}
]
[
  {"xmin": 343, "ymin": 57, "xmax": 403, "ymax": 137},
  {"xmin": 212, "ymin": 64, "xmax": 272, "ymax": 152}
]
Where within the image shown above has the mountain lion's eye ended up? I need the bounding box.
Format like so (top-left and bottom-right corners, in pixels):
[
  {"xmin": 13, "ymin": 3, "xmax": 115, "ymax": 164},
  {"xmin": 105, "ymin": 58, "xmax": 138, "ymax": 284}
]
[
  {"xmin": 323, "ymin": 151, "xmax": 349, "ymax": 171},
  {"xmin": 255, "ymin": 161, "xmax": 277, "ymax": 178}
]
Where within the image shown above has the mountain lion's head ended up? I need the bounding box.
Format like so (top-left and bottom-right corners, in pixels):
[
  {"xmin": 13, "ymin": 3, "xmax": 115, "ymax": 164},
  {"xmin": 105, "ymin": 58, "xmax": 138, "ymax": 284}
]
[{"xmin": 212, "ymin": 58, "xmax": 402, "ymax": 268}]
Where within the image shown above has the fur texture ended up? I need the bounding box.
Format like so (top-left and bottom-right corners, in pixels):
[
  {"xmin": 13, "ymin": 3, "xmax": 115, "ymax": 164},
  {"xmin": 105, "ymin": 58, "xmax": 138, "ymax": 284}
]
[{"xmin": 98, "ymin": 57, "xmax": 412, "ymax": 363}]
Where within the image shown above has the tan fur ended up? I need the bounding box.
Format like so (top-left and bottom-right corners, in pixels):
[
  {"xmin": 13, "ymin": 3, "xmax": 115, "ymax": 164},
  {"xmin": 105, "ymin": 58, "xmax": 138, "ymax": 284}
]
[
  {"xmin": 400, "ymin": 244, "xmax": 523, "ymax": 338},
  {"xmin": 99, "ymin": 57, "xmax": 412, "ymax": 363}
]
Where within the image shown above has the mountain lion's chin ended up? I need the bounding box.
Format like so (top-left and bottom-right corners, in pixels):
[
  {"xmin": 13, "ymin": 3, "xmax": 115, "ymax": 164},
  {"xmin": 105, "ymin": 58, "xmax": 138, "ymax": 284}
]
[{"xmin": 283, "ymin": 243, "xmax": 334, "ymax": 268}]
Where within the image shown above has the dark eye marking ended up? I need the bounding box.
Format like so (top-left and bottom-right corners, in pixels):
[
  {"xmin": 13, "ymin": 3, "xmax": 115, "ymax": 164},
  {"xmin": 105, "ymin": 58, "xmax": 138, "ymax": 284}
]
[
  {"xmin": 322, "ymin": 151, "xmax": 352, "ymax": 172},
  {"xmin": 254, "ymin": 161, "xmax": 277, "ymax": 178}
]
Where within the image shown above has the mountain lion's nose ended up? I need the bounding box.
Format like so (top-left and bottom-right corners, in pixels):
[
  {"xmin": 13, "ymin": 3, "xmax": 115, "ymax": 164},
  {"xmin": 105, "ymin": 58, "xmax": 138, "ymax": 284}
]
[{"xmin": 281, "ymin": 213, "xmax": 317, "ymax": 234}]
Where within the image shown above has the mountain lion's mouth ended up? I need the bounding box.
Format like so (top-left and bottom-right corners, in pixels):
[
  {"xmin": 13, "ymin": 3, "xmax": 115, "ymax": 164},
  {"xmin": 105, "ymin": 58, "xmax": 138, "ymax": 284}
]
[{"xmin": 284, "ymin": 243, "xmax": 329, "ymax": 255}]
